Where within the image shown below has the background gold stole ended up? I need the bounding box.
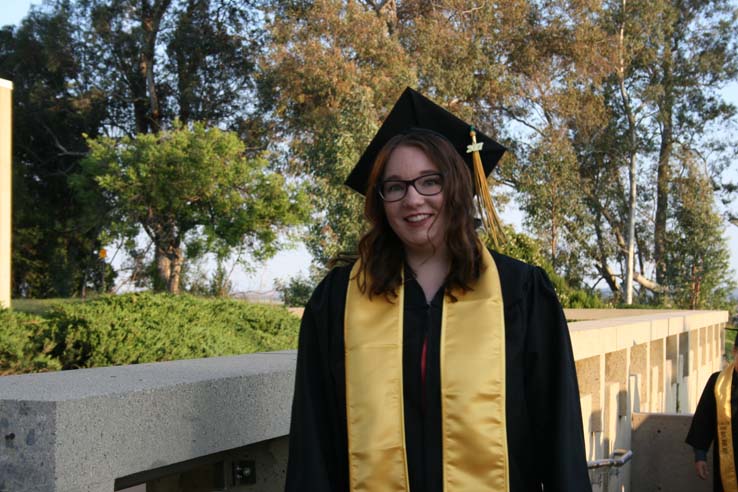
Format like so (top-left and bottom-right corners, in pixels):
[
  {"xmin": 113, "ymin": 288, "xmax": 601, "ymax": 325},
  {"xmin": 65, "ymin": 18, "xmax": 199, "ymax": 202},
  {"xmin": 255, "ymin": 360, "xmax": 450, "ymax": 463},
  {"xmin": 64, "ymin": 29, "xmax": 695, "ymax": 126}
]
[
  {"xmin": 715, "ymin": 364, "xmax": 738, "ymax": 492},
  {"xmin": 344, "ymin": 249, "xmax": 509, "ymax": 491}
]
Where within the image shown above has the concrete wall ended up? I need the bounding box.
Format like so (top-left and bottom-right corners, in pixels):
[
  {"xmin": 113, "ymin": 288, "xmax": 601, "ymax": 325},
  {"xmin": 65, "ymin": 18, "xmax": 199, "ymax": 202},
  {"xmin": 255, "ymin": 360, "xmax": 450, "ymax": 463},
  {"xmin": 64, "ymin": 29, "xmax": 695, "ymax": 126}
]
[
  {"xmin": 0, "ymin": 353, "xmax": 295, "ymax": 492},
  {"xmin": 0, "ymin": 309, "xmax": 729, "ymax": 491},
  {"xmin": 571, "ymin": 309, "xmax": 729, "ymax": 492},
  {"xmin": 631, "ymin": 413, "xmax": 711, "ymax": 492},
  {"xmin": 0, "ymin": 79, "xmax": 11, "ymax": 309}
]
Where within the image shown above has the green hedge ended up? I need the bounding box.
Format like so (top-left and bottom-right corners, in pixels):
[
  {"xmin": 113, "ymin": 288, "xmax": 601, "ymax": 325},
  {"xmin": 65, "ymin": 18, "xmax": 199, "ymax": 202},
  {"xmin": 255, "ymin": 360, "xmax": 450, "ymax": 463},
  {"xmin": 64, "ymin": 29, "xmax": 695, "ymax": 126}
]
[
  {"xmin": 0, "ymin": 309, "xmax": 61, "ymax": 375},
  {"xmin": 2, "ymin": 293, "xmax": 300, "ymax": 374}
]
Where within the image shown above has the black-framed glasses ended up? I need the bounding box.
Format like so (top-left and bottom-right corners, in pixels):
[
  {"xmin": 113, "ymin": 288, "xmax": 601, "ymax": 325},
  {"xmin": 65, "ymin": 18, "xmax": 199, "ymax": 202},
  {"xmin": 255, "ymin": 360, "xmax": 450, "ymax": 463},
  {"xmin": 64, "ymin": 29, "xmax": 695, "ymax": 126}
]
[{"xmin": 377, "ymin": 173, "xmax": 445, "ymax": 202}]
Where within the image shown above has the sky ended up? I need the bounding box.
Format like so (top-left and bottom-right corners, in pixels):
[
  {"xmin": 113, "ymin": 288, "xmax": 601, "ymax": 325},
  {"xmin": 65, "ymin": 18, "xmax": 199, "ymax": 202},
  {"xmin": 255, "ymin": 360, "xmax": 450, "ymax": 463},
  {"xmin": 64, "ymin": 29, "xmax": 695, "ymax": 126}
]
[
  {"xmin": 2, "ymin": 1, "xmax": 737, "ymax": 294},
  {"xmin": 3, "ymin": 1, "xmax": 41, "ymax": 27}
]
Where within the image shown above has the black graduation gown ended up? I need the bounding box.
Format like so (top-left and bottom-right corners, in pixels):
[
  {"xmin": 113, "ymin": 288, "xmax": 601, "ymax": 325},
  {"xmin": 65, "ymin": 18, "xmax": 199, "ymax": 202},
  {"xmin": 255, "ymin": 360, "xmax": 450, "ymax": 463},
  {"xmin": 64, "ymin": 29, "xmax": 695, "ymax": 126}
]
[
  {"xmin": 686, "ymin": 371, "xmax": 738, "ymax": 492},
  {"xmin": 285, "ymin": 251, "xmax": 592, "ymax": 492}
]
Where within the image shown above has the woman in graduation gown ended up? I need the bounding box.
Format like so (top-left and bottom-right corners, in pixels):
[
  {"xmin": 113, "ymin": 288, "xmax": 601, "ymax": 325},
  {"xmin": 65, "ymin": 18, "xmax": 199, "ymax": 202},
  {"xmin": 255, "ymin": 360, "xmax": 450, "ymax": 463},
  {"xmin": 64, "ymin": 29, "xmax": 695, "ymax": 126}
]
[
  {"xmin": 285, "ymin": 88, "xmax": 591, "ymax": 492},
  {"xmin": 686, "ymin": 340, "xmax": 738, "ymax": 492}
]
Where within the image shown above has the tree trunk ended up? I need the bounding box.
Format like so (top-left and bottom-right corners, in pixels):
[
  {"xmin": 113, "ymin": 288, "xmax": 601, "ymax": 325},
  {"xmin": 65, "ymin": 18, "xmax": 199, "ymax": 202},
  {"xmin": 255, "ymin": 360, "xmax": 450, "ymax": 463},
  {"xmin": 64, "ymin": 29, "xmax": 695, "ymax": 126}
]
[
  {"xmin": 155, "ymin": 249, "xmax": 171, "ymax": 292},
  {"xmin": 167, "ymin": 248, "xmax": 183, "ymax": 294},
  {"xmin": 139, "ymin": 0, "xmax": 171, "ymax": 134},
  {"xmin": 655, "ymin": 47, "xmax": 674, "ymax": 292},
  {"xmin": 599, "ymin": 263, "xmax": 621, "ymax": 295},
  {"xmin": 618, "ymin": 0, "xmax": 637, "ymax": 305},
  {"xmin": 154, "ymin": 247, "xmax": 183, "ymax": 294},
  {"xmin": 625, "ymin": 151, "xmax": 637, "ymax": 304}
]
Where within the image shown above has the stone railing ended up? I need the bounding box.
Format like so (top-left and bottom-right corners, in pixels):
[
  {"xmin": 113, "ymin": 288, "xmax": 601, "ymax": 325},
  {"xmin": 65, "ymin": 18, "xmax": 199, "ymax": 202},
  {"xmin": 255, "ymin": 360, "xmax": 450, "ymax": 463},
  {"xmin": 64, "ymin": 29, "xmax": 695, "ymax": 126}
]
[
  {"xmin": 0, "ymin": 309, "xmax": 729, "ymax": 492},
  {"xmin": 569, "ymin": 309, "xmax": 729, "ymax": 492},
  {"xmin": 0, "ymin": 353, "xmax": 295, "ymax": 492}
]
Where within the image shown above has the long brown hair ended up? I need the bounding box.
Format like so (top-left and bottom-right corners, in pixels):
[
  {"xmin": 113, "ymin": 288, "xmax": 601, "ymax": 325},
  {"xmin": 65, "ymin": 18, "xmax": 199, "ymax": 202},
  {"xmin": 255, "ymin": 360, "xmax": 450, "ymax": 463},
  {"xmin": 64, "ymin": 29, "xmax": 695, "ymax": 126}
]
[{"xmin": 356, "ymin": 129, "xmax": 484, "ymax": 300}]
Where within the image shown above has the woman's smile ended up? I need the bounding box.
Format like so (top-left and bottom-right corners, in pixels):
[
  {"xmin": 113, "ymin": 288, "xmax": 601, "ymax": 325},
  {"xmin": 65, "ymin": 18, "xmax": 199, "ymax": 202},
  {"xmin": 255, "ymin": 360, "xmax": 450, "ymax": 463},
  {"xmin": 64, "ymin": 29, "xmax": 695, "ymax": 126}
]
[{"xmin": 405, "ymin": 213, "xmax": 434, "ymax": 224}]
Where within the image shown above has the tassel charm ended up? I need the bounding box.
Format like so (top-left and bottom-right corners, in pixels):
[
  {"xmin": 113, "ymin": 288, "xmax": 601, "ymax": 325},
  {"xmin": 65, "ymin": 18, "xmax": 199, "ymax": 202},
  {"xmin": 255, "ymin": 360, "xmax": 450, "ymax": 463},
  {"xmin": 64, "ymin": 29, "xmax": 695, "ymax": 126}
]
[{"xmin": 468, "ymin": 127, "xmax": 506, "ymax": 248}]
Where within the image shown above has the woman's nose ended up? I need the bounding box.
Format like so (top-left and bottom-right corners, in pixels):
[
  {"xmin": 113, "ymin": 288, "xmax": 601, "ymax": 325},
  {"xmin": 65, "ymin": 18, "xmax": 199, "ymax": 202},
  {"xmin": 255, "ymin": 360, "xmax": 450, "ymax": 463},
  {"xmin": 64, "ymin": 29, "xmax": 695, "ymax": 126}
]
[{"xmin": 402, "ymin": 184, "xmax": 424, "ymax": 205}]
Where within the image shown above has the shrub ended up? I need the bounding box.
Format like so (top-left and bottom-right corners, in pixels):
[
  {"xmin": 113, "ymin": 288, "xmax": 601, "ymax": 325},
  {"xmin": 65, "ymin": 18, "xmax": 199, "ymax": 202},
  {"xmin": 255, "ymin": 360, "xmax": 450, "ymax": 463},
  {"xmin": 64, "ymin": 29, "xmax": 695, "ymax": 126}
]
[
  {"xmin": 4, "ymin": 293, "xmax": 299, "ymax": 373},
  {"xmin": 46, "ymin": 292, "xmax": 301, "ymax": 369},
  {"xmin": 0, "ymin": 309, "xmax": 61, "ymax": 375}
]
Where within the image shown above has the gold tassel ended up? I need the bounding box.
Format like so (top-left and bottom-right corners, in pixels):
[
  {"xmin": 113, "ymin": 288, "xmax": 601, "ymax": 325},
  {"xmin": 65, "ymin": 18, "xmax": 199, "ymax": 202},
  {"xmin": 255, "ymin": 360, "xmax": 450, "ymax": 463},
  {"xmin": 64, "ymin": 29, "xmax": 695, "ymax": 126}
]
[{"xmin": 469, "ymin": 127, "xmax": 506, "ymax": 248}]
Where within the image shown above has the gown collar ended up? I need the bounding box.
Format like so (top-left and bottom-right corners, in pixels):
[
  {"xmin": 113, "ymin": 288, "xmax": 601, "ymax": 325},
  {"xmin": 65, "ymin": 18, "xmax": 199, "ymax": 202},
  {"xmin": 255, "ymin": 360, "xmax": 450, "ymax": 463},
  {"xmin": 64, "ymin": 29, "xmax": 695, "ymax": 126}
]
[{"xmin": 403, "ymin": 264, "xmax": 445, "ymax": 308}]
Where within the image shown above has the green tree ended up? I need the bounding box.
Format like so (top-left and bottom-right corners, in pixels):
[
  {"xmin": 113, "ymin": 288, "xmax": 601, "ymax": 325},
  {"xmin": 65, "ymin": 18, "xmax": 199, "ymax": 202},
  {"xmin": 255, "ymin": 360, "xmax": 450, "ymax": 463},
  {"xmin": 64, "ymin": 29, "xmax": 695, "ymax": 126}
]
[
  {"xmin": 74, "ymin": 0, "xmax": 263, "ymax": 134},
  {"xmin": 492, "ymin": 0, "xmax": 619, "ymax": 293},
  {"xmin": 601, "ymin": 0, "xmax": 738, "ymax": 296},
  {"xmin": 511, "ymin": 128, "xmax": 586, "ymax": 272},
  {"xmin": 259, "ymin": 0, "xmax": 417, "ymax": 266},
  {"xmin": 76, "ymin": 122, "xmax": 307, "ymax": 293},
  {"xmin": 663, "ymin": 161, "xmax": 736, "ymax": 309},
  {"xmin": 0, "ymin": 7, "xmax": 109, "ymax": 297},
  {"xmin": 275, "ymin": 274, "xmax": 315, "ymax": 308},
  {"xmin": 2, "ymin": 0, "xmax": 270, "ymax": 295},
  {"xmin": 77, "ymin": 0, "xmax": 271, "ymax": 287},
  {"xmin": 501, "ymin": 0, "xmax": 738, "ymax": 304}
]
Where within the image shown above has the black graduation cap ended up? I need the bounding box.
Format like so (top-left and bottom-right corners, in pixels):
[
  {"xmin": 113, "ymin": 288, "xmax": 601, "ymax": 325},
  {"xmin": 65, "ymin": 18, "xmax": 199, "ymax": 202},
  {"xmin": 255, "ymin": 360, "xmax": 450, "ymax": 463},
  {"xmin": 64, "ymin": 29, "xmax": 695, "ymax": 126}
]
[{"xmin": 344, "ymin": 87, "xmax": 507, "ymax": 196}]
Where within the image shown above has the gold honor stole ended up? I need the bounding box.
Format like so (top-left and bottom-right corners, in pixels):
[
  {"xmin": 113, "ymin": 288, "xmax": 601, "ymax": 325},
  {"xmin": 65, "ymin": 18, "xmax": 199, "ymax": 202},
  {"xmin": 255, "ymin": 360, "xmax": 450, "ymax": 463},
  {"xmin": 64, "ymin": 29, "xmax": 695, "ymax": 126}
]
[
  {"xmin": 344, "ymin": 248, "xmax": 509, "ymax": 491},
  {"xmin": 715, "ymin": 363, "xmax": 738, "ymax": 492}
]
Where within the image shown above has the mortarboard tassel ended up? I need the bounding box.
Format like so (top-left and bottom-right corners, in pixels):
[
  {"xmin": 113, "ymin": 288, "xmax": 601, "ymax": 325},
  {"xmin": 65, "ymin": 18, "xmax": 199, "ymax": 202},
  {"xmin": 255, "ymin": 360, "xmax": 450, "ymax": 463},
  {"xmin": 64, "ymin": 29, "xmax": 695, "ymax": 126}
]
[{"xmin": 468, "ymin": 127, "xmax": 506, "ymax": 248}]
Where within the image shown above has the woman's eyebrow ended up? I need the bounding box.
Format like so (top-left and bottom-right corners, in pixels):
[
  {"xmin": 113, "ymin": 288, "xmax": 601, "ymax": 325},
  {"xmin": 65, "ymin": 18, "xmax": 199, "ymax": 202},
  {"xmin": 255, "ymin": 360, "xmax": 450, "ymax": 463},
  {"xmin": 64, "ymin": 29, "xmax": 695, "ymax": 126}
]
[{"xmin": 383, "ymin": 170, "xmax": 439, "ymax": 180}]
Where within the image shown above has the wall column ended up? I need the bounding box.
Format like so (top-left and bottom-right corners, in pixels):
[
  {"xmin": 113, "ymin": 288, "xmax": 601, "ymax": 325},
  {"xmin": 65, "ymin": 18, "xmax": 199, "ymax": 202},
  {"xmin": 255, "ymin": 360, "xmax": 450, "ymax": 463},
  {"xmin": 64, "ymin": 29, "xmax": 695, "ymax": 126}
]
[{"xmin": 0, "ymin": 78, "xmax": 12, "ymax": 309}]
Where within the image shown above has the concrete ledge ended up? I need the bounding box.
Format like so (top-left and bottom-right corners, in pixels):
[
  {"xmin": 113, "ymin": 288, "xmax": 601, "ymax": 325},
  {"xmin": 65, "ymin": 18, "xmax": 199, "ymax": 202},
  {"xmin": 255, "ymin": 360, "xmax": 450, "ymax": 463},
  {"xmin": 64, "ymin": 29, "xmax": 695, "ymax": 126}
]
[
  {"xmin": 0, "ymin": 352, "xmax": 296, "ymax": 492},
  {"xmin": 565, "ymin": 308, "xmax": 674, "ymax": 321},
  {"xmin": 569, "ymin": 310, "xmax": 728, "ymax": 361}
]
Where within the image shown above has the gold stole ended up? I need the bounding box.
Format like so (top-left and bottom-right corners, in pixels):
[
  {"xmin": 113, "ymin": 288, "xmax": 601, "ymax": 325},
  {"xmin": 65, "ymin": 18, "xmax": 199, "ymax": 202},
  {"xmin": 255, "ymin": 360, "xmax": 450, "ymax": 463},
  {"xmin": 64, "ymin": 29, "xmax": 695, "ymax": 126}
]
[
  {"xmin": 344, "ymin": 248, "xmax": 509, "ymax": 491},
  {"xmin": 715, "ymin": 363, "xmax": 738, "ymax": 492}
]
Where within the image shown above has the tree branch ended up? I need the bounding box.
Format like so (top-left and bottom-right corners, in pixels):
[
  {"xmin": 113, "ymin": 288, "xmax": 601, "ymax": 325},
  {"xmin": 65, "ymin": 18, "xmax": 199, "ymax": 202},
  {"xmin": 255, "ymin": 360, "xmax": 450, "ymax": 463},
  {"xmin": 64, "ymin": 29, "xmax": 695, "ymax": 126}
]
[
  {"xmin": 493, "ymin": 105, "xmax": 546, "ymax": 138},
  {"xmin": 42, "ymin": 123, "xmax": 87, "ymax": 158},
  {"xmin": 634, "ymin": 273, "xmax": 663, "ymax": 292}
]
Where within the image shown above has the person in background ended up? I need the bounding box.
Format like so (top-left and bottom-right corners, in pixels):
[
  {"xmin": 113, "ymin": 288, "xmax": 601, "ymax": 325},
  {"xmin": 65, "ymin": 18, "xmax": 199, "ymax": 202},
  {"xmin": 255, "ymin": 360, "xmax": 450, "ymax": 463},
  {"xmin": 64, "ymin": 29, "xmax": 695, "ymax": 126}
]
[
  {"xmin": 285, "ymin": 87, "xmax": 592, "ymax": 491},
  {"xmin": 687, "ymin": 337, "xmax": 738, "ymax": 492}
]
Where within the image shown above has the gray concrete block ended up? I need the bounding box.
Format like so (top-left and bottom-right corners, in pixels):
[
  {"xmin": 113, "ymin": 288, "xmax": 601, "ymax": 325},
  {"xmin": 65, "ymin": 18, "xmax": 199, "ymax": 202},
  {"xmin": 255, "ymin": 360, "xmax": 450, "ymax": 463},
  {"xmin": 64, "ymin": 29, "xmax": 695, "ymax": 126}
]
[
  {"xmin": 0, "ymin": 401, "xmax": 56, "ymax": 492},
  {"xmin": 0, "ymin": 352, "xmax": 297, "ymax": 492}
]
